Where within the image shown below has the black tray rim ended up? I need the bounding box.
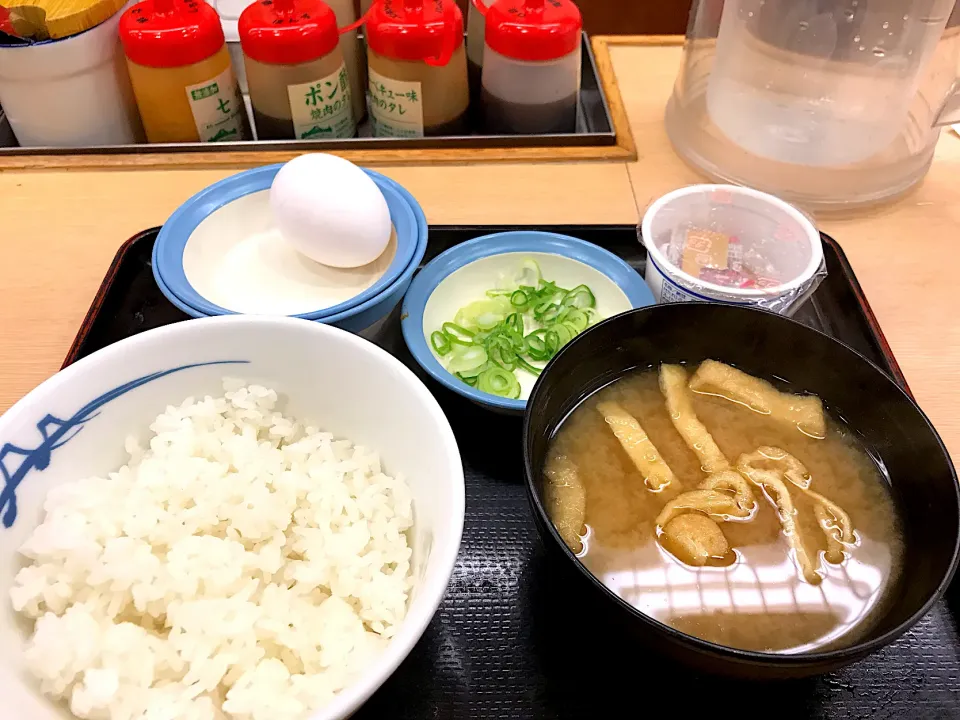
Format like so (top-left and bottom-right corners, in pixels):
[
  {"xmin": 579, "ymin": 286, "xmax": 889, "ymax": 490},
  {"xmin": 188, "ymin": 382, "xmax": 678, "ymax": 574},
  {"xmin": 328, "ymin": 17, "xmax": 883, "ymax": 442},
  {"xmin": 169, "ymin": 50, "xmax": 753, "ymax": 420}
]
[{"xmin": 62, "ymin": 224, "xmax": 913, "ymax": 402}]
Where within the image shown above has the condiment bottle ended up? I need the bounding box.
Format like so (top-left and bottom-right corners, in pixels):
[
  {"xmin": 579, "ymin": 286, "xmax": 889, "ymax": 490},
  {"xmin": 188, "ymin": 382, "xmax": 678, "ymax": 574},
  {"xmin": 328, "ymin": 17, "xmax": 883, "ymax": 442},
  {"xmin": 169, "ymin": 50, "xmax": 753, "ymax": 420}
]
[
  {"xmin": 466, "ymin": 0, "xmax": 493, "ymax": 103},
  {"xmin": 119, "ymin": 0, "xmax": 250, "ymax": 143},
  {"xmin": 239, "ymin": 0, "xmax": 356, "ymax": 140},
  {"xmin": 481, "ymin": 0, "xmax": 582, "ymax": 135},
  {"xmin": 324, "ymin": 0, "xmax": 366, "ymax": 122},
  {"xmin": 365, "ymin": 0, "xmax": 469, "ymax": 138}
]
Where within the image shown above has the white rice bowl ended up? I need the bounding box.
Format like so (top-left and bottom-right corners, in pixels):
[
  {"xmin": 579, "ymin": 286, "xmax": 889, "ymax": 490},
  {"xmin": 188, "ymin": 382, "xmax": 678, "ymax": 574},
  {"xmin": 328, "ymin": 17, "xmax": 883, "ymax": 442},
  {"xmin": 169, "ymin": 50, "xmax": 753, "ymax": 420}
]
[{"xmin": 0, "ymin": 316, "xmax": 464, "ymax": 720}]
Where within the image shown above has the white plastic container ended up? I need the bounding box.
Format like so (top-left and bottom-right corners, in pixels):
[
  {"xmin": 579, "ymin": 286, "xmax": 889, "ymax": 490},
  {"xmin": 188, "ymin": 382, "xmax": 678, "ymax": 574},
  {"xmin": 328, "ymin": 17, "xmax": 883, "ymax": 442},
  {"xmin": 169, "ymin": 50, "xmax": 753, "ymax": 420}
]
[
  {"xmin": 0, "ymin": 3, "xmax": 142, "ymax": 147},
  {"xmin": 640, "ymin": 185, "xmax": 824, "ymax": 316},
  {"xmin": 480, "ymin": 0, "xmax": 581, "ymax": 135}
]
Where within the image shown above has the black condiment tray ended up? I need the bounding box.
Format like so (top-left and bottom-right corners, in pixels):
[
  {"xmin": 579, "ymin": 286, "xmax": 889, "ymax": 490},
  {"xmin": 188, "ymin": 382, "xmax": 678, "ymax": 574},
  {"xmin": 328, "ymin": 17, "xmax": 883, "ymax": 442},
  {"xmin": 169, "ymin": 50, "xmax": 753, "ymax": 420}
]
[
  {"xmin": 64, "ymin": 225, "xmax": 960, "ymax": 719},
  {"xmin": 2, "ymin": 35, "xmax": 614, "ymax": 158}
]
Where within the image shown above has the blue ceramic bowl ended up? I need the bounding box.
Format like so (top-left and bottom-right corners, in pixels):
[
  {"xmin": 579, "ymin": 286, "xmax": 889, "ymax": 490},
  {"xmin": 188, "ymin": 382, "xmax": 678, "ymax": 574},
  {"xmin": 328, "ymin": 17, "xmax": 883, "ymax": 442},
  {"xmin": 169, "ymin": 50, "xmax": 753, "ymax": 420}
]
[
  {"xmin": 155, "ymin": 178, "xmax": 428, "ymax": 336},
  {"xmin": 153, "ymin": 165, "xmax": 423, "ymax": 320},
  {"xmin": 401, "ymin": 231, "xmax": 656, "ymax": 414}
]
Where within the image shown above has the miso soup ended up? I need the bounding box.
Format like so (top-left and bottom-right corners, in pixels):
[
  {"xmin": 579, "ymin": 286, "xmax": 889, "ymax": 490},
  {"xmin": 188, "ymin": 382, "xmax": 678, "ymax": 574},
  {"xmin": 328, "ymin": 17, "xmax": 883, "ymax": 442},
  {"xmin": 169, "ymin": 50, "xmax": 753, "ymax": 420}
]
[{"xmin": 543, "ymin": 361, "xmax": 903, "ymax": 654}]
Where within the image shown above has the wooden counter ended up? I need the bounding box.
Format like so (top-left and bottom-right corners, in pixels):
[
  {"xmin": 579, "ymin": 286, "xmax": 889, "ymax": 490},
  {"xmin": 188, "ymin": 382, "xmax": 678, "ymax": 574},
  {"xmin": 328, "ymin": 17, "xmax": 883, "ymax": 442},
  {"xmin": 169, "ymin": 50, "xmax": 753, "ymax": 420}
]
[{"xmin": 2, "ymin": 38, "xmax": 959, "ymax": 462}]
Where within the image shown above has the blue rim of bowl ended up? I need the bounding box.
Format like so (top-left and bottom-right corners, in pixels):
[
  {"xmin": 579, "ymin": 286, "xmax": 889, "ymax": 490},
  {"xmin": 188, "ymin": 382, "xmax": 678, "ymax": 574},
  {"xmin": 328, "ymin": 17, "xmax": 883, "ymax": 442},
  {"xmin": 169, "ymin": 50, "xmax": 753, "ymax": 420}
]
[
  {"xmin": 401, "ymin": 231, "xmax": 656, "ymax": 412},
  {"xmin": 156, "ymin": 178, "xmax": 429, "ymax": 326},
  {"xmin": 152, "ymin": 164, "xmax": 421, "ymax": 319}
]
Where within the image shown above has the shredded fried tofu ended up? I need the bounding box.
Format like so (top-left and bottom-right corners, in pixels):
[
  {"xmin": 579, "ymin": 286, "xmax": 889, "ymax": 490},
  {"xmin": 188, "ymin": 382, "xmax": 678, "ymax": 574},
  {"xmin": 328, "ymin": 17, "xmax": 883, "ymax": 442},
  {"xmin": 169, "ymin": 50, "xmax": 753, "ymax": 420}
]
[
  {"xmin": 596, "ymin": 400, "xmax": 676, "ymax": 492},
  {"xmin": 543, "ymin": 454, "xmax": 587, "ymax": 554},
  {"xmin": 656, "ymin": 488, "xmax": 754, "ymax": 528},
  {"xmin": 689, "ymin": 360, "xmax": 827, "ymax": 439},
  {"xmin": 738, "ymin": 447, "xmax": 856, "ymax": 584},
  {"xmin": 661, "ymin": 514, "xmax": 732, "ymax": 567},
  {"xmin": 660, "ymin": 364, "xmax": 731, "ymax": 473}
]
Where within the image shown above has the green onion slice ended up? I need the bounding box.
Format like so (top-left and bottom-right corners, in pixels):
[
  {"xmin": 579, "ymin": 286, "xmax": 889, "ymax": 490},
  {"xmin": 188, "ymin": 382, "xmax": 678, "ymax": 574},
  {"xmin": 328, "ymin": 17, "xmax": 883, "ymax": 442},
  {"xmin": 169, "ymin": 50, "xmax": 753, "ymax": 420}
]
[
  {"xmin": 447, "ymin": 345, "xmax": 488, "ymax": 374},
  {"xmin": 477, "ymin": 366, "xmax": 521, "ymax": 399},
  {"xmin": 561, "ymin": 284, "xmax": 596, "ymax": 309},
  {"xmin": 431, "ymin": 331, "xmax": 452, "ymax": 356},
  {"xmin": 442, "ymin": 322, "xmax": 474, "ymax": 345},
  {"xmin": 433, "ymin": 261, "xmax": 599, "ymax": 398}
]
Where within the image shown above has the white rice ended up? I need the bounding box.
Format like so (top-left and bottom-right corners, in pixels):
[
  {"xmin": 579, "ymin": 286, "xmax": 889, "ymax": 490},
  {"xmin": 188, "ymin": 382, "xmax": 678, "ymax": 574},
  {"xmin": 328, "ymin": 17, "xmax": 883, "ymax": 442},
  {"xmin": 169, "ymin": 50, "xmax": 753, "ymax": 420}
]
[{"xmin": 10, "ymin": 380, "xmax": 414, "ymax": 720}]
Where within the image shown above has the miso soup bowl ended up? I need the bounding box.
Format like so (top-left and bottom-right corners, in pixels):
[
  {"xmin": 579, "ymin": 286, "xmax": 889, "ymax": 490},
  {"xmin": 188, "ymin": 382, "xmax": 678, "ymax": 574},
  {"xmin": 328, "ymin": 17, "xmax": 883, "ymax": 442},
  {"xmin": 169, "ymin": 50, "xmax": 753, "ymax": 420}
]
[{"xmin": 522, "ymin": 303, "xmax": 960, "ymax": 679}]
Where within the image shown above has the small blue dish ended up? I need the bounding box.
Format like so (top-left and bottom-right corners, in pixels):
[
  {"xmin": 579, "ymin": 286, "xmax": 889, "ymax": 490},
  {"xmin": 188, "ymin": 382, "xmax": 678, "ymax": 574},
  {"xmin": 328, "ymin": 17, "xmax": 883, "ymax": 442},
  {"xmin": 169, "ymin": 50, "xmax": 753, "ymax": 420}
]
[
  {"xmin": 153, "ymin": 164, "xmax": 422, "ymax": 320},
  {"xmin": 157, "ymin": 177, "xmax": 428, "ymax": 336},
  {"xmin": 401, "ymin": 231, "xmax": 656, "ymax": 414}
]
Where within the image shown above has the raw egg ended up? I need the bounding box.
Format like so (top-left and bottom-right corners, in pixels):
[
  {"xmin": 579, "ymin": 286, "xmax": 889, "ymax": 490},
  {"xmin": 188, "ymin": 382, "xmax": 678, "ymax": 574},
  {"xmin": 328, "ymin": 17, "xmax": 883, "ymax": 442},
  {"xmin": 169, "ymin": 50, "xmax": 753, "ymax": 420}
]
[{"xmin": 270, "ymin": 153, "xmax": 392, "ymax": 268}]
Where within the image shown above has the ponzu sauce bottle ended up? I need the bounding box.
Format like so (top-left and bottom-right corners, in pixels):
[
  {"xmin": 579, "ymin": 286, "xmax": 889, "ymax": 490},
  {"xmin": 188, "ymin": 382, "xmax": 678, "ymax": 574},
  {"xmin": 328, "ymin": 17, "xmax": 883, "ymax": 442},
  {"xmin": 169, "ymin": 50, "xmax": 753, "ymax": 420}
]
[{"xmin": 239, "ymin": 0, "xmax": 356, "ymax": 140}]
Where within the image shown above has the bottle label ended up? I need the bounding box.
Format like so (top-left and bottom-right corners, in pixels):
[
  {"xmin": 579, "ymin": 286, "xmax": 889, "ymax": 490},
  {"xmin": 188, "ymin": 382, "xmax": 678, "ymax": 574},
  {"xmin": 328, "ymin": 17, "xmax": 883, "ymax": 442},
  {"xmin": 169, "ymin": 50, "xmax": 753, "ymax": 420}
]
[
  {"xmin": 368, "ymin": 68, "xmax": 424, "ymax": 138},
  {"xmin": 185, "ymin": 66, "xmax": 246, "ymax": 143},
  {"xmin": 287, "ymin": 63, "xmax": 357, "ymax": 140}
]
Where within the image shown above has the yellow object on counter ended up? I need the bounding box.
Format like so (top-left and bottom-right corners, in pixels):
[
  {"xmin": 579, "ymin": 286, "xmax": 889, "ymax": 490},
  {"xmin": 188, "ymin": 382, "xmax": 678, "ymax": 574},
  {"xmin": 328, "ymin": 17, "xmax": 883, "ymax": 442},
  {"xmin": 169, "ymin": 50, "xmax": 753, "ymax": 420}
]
[{"xmin": 3, "ymin": 0, "xmax": 126, "ymax": 39}]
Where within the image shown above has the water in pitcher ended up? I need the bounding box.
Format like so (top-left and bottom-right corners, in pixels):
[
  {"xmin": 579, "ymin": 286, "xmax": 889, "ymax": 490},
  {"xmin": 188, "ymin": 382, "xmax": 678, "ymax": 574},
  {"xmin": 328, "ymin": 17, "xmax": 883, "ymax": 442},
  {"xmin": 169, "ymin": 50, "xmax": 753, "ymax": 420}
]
[
  {"xmin": 708, "ymin": 0, "xmax": 955, "ymax": 166},
  {"xmin": 666, "ymin": 0, "xmax": 960, "ymax": 210}
]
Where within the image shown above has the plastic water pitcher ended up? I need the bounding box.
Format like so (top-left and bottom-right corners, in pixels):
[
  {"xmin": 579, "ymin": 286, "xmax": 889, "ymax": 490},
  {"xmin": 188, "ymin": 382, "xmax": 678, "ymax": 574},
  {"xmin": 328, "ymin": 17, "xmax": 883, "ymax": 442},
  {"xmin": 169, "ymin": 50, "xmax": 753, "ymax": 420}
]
[{"xmin": 665, "ymin": 0, "xmax": 960, "ymax": 212}]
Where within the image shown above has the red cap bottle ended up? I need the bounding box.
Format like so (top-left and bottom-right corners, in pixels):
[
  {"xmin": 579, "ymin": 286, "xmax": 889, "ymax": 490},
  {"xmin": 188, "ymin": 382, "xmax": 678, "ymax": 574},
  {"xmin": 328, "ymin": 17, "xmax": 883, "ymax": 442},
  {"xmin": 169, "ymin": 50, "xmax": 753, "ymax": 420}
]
[
  {"xmin": 120, "ymin": 0, "xmax": 227, "ymax": 69},
  {"xmin": 239, "ymin": 0, "xmax": 358, "ymax": 140},
  {"xmin": 366, "ymin": 0, "xmax": 470, "ymax": 137},
  {"xmin": 480, "ymin": 0, "xmax": 582, "ymax": 135},
  {"xmin": 119, "ymin": 0, "xmax": 249, "ymax": 143},
  {"xmin": 484, "ymin": 0, "xmax": 582, "ymax": 62},
  {"xmin": 239, "ymin": 0, "xmax": 340, "ymax": 66},
  {"xmin": 366, "ymin": 0, "xmax": 464, "ymax": 66}
]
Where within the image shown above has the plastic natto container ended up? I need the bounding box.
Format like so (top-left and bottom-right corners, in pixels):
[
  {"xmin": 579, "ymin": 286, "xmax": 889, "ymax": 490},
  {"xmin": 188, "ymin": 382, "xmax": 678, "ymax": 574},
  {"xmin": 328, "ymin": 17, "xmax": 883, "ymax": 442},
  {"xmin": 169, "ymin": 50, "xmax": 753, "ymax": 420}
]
[
  {"xmin": 639, "ymin": 184, "xmax": 826, "ymax": 316},
  {"xmin": 481, "ymin": 0, "xmax": 582, "ymax": 135}
]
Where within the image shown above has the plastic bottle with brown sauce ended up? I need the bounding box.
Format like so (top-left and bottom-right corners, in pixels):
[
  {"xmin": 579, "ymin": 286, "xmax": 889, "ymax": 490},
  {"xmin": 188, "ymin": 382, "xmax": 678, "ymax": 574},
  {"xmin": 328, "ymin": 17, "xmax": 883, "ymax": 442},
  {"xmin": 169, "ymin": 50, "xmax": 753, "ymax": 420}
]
[
  {"xmin": 324, "ymin": 0, "xmax": 366, "ymax": 122},
  {"xmin": 466, "ymin": 0, "xmax": 493, "ymax": 109},
  {"xmin": 481, "ymin": 0, "xmax": 582, "ymax": 135},
  {"xmin": 239, "ymin": 0, "xmax": 356, "ymax": 140},
  {"xmin": 119, "ymin": 0, "xmax": 250, "ymax": 143},
  {"xmin": 365, "ymin": 0, "xmax": 469, "ymax": 137}
]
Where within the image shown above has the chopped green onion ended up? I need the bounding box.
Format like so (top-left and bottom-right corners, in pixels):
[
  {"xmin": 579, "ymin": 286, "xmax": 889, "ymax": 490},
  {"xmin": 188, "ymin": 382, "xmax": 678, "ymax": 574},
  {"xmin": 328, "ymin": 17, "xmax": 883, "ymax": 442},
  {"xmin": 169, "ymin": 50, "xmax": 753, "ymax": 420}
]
[
  {"xmin": 537, "ymin": 303, "xmax": 561, "ymax": 325},
  {"xmin": 431, "ymin": 331, "xmax": 452, "ymax": 356},
  {"xmin": 477, "ymin": 366, "xmax": 521, "ymax": 399},
  {"xmin": 447, "ymin": 345, "xmax": 488, "ymax": 374},
  {"xmin": 516, "ymin": 356, "xmax": 542, "ymax": 376},
  {"xmin": 561, "ymin": 284, "xmax": 596, "ymax": 309},
  {"xmin": 515, "ymin": 258, "xmax": 542, "ymax": 288},
  {"xmin": 458, "ymin": 362, "xmax": 488, "ymax": 379},
  {"xmin": 432, "ymin": 261, "xmax": 600, "ymax": 398},
  {"xmin": 510, "ymin": 289, "xmax": 529, "ymax": 310},
  {"xmin": 552, "ymin": 323, "xmax": 574, "ymax": 347},
  {"xmin": 442, "ymin": 322, "xmax": 474, "ymax": 345}
]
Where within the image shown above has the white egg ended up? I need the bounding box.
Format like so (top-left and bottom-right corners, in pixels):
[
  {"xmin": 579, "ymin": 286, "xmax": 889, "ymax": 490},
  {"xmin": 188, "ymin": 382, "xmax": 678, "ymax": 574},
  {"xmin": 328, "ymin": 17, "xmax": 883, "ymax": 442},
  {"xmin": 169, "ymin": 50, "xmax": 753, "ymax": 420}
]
[{"xmin": 270, "ymin": 153, "xmax": 392, "ymax": 268}]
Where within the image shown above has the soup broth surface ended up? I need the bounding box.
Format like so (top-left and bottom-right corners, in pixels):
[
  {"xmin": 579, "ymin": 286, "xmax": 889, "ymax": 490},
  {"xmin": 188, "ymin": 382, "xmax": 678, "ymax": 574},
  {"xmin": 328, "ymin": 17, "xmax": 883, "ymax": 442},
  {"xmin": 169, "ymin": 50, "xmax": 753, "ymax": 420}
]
[{"xmin": 545, "ymin": 365, "xmax": 903, "ymax": 653}]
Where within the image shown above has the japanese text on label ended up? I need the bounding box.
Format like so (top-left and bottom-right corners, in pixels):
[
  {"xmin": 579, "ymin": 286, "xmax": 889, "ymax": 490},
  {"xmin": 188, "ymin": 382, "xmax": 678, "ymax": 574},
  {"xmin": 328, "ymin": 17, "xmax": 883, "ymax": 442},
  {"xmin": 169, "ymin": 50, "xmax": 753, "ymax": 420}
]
[
  {"xmin": 288, "ymin": 64, "xmax": 356, "ymax": 140},
  {"xmin": 367, "ymin": 68, "xmax": 424, "ymax": 138}
]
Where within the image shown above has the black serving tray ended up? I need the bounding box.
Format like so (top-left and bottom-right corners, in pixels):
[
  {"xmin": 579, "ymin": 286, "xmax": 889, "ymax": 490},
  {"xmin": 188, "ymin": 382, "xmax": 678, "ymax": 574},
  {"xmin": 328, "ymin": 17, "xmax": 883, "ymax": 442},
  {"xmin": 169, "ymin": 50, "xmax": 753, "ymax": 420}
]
[
  {"xmin": 2, "ymin": 35, "xmax": 613, "ymax": 157},
  {"xmin": 64, "ymin": 225, "xmax": 960, "ymax": 719}
]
